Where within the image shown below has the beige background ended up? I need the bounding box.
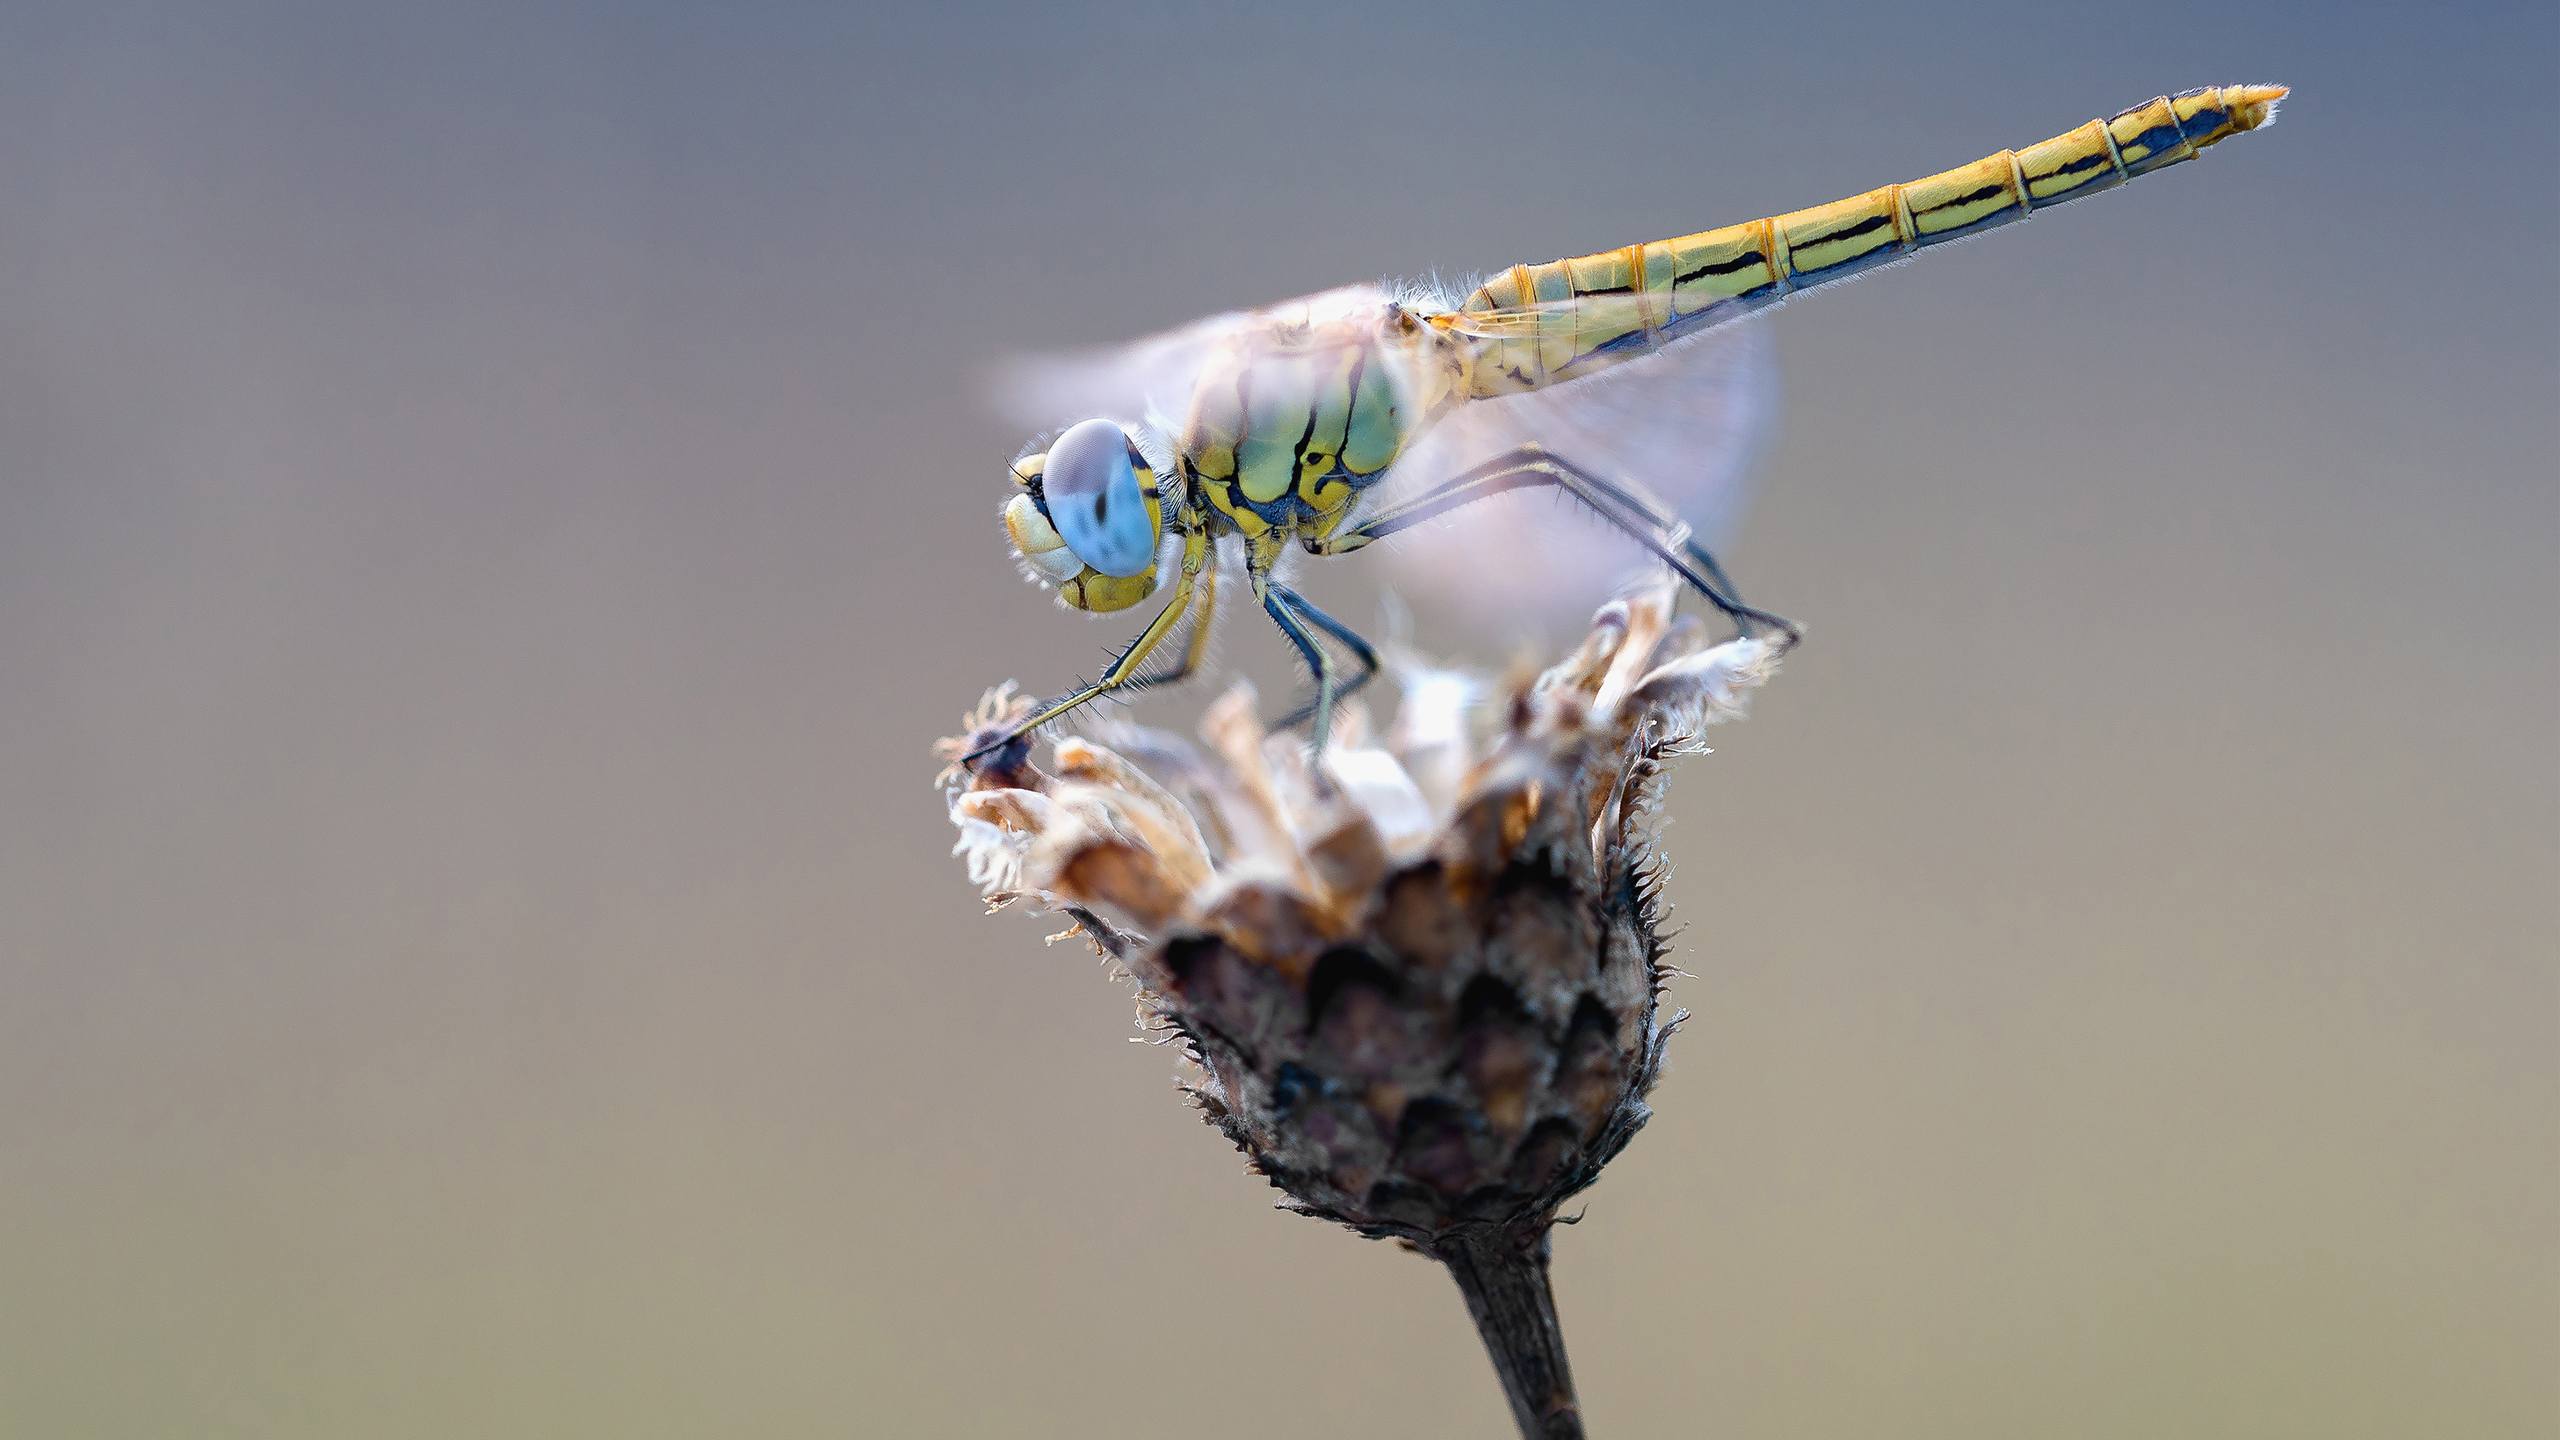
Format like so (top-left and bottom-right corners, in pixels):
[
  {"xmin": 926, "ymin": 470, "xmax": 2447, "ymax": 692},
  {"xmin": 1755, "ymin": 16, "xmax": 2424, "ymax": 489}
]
[{"xmin": 3, "ymin": 2, "xmax": 2553, "ymax": 1435}]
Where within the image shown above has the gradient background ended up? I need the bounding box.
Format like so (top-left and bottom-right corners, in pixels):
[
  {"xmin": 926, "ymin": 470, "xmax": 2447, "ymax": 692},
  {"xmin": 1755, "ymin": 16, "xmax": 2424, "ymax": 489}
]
[{"xmin": 4, "ymin": 2, "xmax": 2554, "ymax": 1435}]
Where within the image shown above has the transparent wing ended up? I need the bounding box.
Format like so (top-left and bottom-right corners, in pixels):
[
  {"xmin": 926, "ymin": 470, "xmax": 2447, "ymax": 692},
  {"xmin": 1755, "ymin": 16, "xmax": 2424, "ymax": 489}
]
[
  {"xmin": 988, "ymin": 311, "xmax": 1237, "ymax": 436},
  {"xmin": 1362, "ymin": 311, "xmax": 1777, "ymax": 636},
  {"xmin": 989, "ymin": 282, "xmax": 1405, "ymax": 438}
]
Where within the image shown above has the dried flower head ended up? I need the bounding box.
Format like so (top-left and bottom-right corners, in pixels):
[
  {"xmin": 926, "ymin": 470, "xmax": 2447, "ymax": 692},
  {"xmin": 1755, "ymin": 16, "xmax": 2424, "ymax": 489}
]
[{"xmin": 935, "ymin": 585, "xmax": 1780, "ymax": 1437}]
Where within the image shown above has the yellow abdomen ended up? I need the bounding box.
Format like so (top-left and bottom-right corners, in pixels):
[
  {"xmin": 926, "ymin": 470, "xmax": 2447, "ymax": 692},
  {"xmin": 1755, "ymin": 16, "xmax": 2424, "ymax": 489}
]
[{"xmin": 1458, "ymin": 85, "xmax": 2288, "ymax": 396}]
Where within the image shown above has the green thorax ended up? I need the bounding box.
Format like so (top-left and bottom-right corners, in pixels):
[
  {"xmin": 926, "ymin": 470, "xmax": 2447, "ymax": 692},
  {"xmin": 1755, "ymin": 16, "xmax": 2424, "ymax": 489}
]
[{"xmin": 1179, "ymin": 299, "xmax": 1466, "ymax": 545}]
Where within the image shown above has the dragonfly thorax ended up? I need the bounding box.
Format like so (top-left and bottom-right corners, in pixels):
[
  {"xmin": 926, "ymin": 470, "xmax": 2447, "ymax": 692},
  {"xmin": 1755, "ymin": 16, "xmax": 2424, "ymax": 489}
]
[{"xmin": 1177, "ymin": 300, "xmax": 1467, "ymax": 548}]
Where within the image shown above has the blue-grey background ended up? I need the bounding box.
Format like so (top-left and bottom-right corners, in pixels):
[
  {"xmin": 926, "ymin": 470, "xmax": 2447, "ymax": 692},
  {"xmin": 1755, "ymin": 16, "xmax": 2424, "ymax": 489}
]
[{"xmin": 3, "ymin": 2, "xmax": 2553, "ymax": 1434}]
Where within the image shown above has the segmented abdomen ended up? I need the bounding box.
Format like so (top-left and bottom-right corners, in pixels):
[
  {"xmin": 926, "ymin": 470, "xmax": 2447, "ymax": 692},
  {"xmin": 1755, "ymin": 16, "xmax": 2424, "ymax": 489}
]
[{"xmin": 1456, "ymin": 85, "xmax": 2286, "ymax": 396}]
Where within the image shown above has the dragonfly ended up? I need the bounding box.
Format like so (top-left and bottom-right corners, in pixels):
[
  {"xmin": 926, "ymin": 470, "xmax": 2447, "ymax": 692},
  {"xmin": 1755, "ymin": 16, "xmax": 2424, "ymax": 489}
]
[{"xmin": 967, "ymin": 85, "xmax": 2288, "ymax": 766}]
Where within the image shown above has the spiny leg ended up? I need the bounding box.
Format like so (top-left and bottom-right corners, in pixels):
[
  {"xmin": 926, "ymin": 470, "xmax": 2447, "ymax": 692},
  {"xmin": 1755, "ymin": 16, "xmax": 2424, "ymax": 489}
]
[
  {"xmin": 1265, "ymin": 582, "xmax": 1381, "ymax": 736},
  {"xmin": 1122, "ymin": 563, "xmax": 1218, "ymax": 696},
  {"xmin": 1333, "ymin": 447, "xmax": 1771, "ymax": 625},
  {"xmin": 1472, "ymin": 444, "xmax": 1733, "ymax": 590},
  {"xmin": 1258, "ymin": 584, "xmax": 1340, "ymax": 752},
  {"xmin": 1552, "ymin": 458, "xmax": 1749, "ymax": 604},
  {"xmin": 963, "ymin": 566, "xmax": 1198, "ymax": 767},
  {"xmin": 1312, "ymin": 445, "xmax": 1799, "ymax": 648},
  {"xmin": 1534, "ymin": 456, "xmax": 1800, "ymax": 644}
]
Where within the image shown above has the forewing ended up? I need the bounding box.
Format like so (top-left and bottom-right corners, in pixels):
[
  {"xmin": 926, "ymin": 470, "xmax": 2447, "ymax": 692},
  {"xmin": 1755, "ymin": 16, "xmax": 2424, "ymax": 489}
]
[
  {"xmin": 1366, "ymin": 313, "xmax": 1778, "ymax": 635},
  {"xmin": 989, "ymin": 282, "xmax": 1404, "ymax": 439}
]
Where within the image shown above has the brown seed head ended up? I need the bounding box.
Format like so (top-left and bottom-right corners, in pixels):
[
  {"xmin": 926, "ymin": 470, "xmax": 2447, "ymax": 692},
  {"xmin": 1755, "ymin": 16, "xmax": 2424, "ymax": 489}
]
[{"xmin": 937, "ymin": 586, "xmax": 1780, "ymax": 1244}]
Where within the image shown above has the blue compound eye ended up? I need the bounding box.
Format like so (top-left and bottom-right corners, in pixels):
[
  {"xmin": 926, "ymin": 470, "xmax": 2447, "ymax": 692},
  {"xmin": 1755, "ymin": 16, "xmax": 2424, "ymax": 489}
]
[{"xmin": 1041, "ymin": 417, "xmax": 1159, "ymax": 578}]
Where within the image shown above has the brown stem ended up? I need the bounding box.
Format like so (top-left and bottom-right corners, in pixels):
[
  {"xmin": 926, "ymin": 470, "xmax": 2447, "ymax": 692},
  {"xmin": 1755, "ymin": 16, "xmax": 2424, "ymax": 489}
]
[{"xmin": 1431, "ymin": 1223, "xmax": 1585, "ymax": 1439}]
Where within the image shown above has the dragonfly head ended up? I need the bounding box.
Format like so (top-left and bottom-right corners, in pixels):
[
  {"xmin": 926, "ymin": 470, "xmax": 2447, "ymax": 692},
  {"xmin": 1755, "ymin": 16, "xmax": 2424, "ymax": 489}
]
[{"xmin": 1001, "ymin": 417, "xmax": 1164, "ymax": 613}]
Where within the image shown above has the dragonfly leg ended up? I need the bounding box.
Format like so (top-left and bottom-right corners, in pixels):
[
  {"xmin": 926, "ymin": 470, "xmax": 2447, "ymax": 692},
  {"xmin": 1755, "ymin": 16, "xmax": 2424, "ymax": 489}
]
[
  {"xmin": 1263, "ymin": 582, "xmax": 1381, "ymax": 740},
  {"xmin": 1122, "ymin": 563, "xmax": 1218, "ymax": 695},
  {"xmin": 963, "ymin": 566, "xmax": 1199, "ymax": 767},
  {"xmin": 1312, "ymin": 445, "xmax": 1799, "ymax": 649},
  {"xmin": 1552, "ymin": 459, "xmax": 1750, "ymax": 605}
]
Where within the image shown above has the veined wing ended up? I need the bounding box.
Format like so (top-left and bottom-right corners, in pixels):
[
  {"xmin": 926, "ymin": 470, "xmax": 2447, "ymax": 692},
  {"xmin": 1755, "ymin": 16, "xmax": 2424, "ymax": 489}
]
[
  {"xmin": 989, "ymin": 282, "xmax": 1409, "ymax": 440},
  {"xmin": 1365, "ymin": 306, "xmax": 1778, "ymax": 636}
]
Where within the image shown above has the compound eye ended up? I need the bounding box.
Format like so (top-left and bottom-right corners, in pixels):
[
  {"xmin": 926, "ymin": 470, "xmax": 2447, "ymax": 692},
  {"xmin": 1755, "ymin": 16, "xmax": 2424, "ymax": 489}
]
[{"xmin": 1041, "ymin": 418, "xmax": 1159, "ymax": 578}]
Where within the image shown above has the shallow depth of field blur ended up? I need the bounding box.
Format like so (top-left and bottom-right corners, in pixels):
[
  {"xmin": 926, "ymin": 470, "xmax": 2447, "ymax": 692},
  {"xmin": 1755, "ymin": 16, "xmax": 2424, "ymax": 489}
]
[{"xmin": 3, "ymin": 3, "xmax": 2554, "ymax": 1436}]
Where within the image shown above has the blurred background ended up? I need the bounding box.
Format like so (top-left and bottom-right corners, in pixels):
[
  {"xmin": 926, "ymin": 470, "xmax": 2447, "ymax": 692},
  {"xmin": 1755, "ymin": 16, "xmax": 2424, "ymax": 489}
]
[{"xmin": 3, "ymin": 2, "xmax": 2553, "ymax": 1435}]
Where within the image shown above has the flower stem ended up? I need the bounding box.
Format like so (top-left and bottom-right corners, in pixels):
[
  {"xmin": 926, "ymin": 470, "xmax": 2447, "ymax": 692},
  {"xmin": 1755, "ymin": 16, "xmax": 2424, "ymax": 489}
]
[{"xmin": 1432, "ymin": 1224, "xmax": 1585, "ymax": 1439}]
